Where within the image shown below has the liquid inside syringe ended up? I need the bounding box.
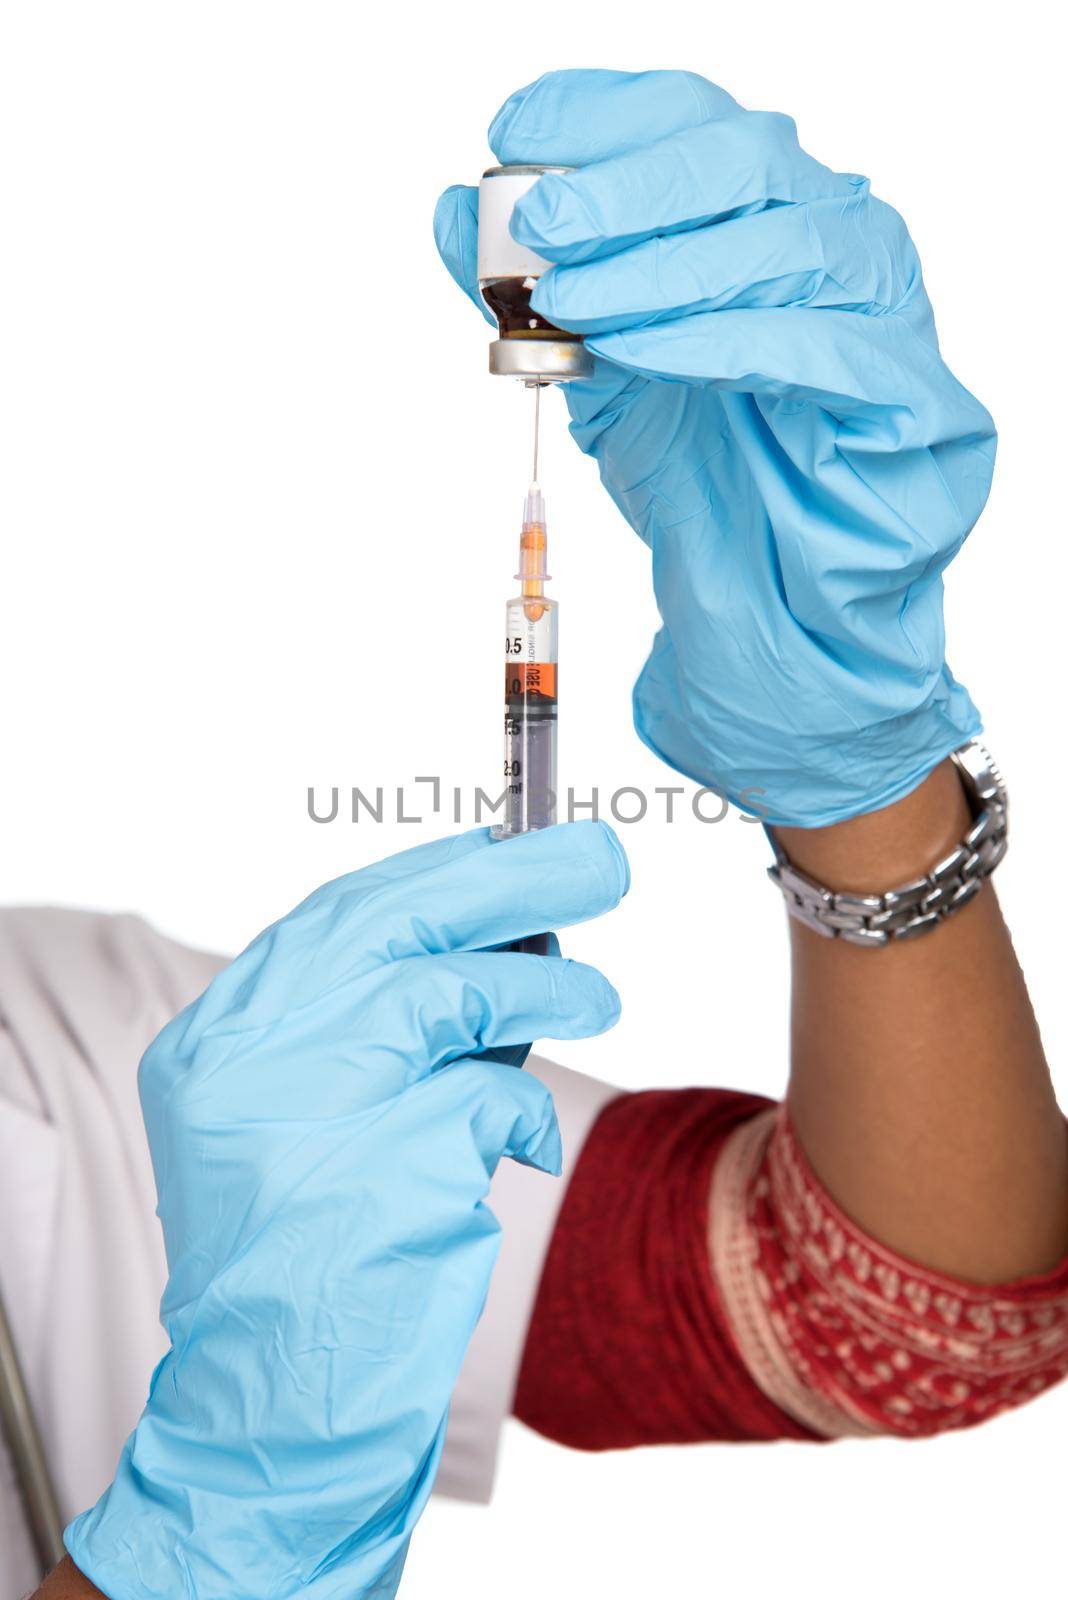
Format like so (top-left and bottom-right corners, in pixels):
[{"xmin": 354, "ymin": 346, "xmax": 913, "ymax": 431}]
[{"xmin": 492, "ymin": 390, "xmax": 558, "ymax": 836}]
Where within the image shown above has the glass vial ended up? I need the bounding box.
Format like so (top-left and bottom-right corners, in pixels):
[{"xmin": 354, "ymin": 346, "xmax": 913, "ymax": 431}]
[{"xmin": 477, "ymin": 165, "xmax": 593, "ymax": 384}]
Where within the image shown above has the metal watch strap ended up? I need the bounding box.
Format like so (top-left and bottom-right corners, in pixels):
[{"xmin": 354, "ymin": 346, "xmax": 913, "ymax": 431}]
[{"xmin": 767, "ymin": 741, "xmax": 1008, "ymax": 948}]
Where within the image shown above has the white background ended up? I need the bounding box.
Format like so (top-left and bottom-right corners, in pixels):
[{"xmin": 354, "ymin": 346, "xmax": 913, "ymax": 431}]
[{"xmin": 1, "ymin": 1, "xmax": 1064, "ymax": 1595}]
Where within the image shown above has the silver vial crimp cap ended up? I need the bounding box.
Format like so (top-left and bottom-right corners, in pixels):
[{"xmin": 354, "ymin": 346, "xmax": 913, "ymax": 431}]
[{"xmin": 488, "ymin": 338, "xmax": 594, "ymax": 383}]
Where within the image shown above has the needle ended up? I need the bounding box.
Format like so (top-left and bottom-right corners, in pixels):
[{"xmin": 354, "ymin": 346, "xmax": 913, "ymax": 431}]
[{"xmin": 532, "ymin": 381, "xmax": 541, "ymax": 485}]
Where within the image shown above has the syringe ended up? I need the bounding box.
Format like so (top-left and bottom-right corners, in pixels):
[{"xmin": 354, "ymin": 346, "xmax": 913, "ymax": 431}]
[{"xmin": 491, "ymin": 386, "xmax": 558, "ymax": 838}]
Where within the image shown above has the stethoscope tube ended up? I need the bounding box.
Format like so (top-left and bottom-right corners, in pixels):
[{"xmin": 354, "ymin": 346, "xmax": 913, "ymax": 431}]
[{"xmin": 0, "ymin": 1281, "xmax": 65, "ymax": 1579}]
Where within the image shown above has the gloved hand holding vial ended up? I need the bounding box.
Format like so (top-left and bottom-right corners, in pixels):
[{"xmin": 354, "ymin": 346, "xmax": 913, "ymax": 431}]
[{"xmin": 435, "ymin": 70, "xmax": 997, "ymax": 827}]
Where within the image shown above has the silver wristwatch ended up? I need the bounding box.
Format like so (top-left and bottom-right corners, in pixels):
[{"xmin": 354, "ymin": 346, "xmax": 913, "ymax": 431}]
[{"xmin": 767, "ymin": 741, "xmax": 1008, "ymax": 948}]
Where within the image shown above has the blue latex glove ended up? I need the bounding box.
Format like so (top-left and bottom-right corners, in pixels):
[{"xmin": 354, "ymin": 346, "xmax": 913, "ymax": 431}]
[
  {"xmin": 65, "ymin": 821, "xmax": 628, "ymax": 1599},
  {"xmin": 435, "ymin": 69, "xmax": 996, "ymax": 826}
]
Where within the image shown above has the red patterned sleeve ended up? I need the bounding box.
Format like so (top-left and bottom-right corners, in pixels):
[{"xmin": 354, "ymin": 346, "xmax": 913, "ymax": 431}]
[{"xmin": 513, "ymin": 1089, "xmax": 1068, "ymax": 1449}]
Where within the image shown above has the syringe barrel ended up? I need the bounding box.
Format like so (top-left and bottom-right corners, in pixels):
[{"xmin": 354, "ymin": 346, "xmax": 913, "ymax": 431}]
[{"xmin": 491, "ymin": 595, "xmax": 558, "ymax": 837}]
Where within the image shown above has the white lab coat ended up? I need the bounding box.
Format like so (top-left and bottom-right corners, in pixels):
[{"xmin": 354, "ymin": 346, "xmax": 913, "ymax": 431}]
[{"xmin": 0, "ymin": 907, "xmax": 616, "ymax": 1595}]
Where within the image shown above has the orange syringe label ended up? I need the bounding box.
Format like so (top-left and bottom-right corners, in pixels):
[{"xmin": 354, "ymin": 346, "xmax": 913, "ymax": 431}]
[{"xmin": 504, "ymin": 662, "xmax": 557, "ymax": 703}]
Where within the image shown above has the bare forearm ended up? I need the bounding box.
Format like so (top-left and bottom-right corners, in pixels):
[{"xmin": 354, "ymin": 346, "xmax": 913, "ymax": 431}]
[
  {"xmin": 32, "ymin": 1558, "xmax": 102, "ymax": 1600},
  {"xmin": 777, "ymin": 758, "xmax": 1068, "ymax": 1284}
]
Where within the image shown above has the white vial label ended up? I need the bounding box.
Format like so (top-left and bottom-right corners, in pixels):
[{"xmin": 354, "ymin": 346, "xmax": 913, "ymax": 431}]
[{"xmin": 478, "ymin": 172, "xmax": 555, "ymax": 283}]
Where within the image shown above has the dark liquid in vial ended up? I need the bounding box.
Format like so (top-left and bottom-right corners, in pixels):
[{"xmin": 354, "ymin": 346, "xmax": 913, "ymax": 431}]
[{"xmin": 481, "ymin": 277, "xmax": 583, "ymax": 342}]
